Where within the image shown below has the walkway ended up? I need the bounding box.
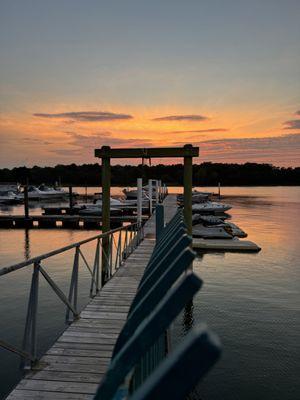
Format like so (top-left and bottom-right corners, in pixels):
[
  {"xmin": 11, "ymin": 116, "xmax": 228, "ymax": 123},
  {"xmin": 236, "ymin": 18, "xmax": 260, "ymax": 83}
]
[{"xmin": 7, "ymin": 195, "xmax": 178, "ymax": 400}]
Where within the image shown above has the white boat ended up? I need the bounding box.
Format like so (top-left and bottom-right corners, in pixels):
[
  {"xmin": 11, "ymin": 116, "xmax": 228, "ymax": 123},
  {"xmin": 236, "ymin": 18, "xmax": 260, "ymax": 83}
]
[
  {"xmin": 222, "ymin": 222, "xmax": 247, "ymax": 238},
  {"xmin": 0, "ymin": 191, "xmax": 22, "ymax": 205},
  {"xmin": 0, "ymin": 183, "xmax": 20, "ymax": 193},
  {"xmin": 123, "ymin": 188, "xmax": 150, "ymax": 200},
  {"xmin": 16, "ymin": 185, "xmax": 68, "ymax": 200},
  {"xmin": 192, "ymin": 201, "xmax": 232, "ymax": 214},
  {"xmin": 38, "ymin": 184, "xmax": 68, "ymax": 199},
  {"xmin": 178, "ymin": 190, "xmax": 212, "ymax": 204},
  {"xmin": 195, "ymin": 215, "xmax": 228, "ymax": 225},
  {"xmin": 78, "ymin": 206, "xmax": 121, "ymax": 216},
  {"xmin": 192, "ymin": 224, "xmax": 232, "ymax": 239},
  {"xmin": 193, "ymin": 216, "xmax": 247, "ymax": 238},
  {"xmin": 78, "ymin": 197, "xmax": 141, "ymax": 210}
]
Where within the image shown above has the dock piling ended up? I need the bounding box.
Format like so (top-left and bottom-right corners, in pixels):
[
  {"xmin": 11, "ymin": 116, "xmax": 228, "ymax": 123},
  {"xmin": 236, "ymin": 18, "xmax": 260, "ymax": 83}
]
[
  {"xmin": 183, "ymin": 144, "xmax": 193, "ymax": 237},
  {"xmin": 24, "ymin": 184, "xmax": 29, "ymax": 219},
  {"xmin": 68, "ymin": 186, "xmax": 73, "ymax": 210},
  {"xmin": 101, "ymin": 146, "xmax": 111, "ymax": 284}
]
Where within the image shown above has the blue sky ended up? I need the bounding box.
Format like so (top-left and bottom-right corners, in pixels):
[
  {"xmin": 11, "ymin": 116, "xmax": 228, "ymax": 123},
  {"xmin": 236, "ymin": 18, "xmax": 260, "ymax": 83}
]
[{"xmin": 0, "ymin": 0, "xmax": 299, "ymax": 166}]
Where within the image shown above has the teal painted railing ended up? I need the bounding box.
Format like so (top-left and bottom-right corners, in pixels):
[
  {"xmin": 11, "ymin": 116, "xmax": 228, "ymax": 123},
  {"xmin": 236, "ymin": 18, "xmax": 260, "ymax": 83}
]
[{"xmin": 94, "ymin": 208, "xmax": 222, "ymax": 400}]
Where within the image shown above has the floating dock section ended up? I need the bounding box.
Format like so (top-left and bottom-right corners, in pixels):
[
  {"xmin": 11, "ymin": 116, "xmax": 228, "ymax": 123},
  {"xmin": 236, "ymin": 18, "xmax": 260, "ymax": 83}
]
[{"xmin": 193, "ymin": 238, "xmax": 261, "ymax": 252}]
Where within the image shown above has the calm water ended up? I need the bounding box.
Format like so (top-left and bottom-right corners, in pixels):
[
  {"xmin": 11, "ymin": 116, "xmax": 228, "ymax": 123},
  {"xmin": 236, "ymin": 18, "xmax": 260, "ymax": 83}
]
[{"xmin": 0, "ymin": 187, "xmax": 299, "ymax": 399}]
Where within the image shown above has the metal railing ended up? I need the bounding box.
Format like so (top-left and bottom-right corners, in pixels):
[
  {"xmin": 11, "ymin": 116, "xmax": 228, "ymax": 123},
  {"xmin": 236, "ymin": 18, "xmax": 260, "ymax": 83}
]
[
  {"xmin": 0, "ymin": 222, "xmax": 144, "ymax": 368},
  {"xmin": 94, "ymin": 209, "xmax": 221, "ymax": 400}
]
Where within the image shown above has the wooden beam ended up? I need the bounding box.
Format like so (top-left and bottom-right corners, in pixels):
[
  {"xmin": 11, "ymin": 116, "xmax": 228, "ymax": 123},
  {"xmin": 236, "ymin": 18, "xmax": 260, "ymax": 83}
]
[{"xmin": 95, "ymin": 146, "xmax": 199, "ymax": 159}]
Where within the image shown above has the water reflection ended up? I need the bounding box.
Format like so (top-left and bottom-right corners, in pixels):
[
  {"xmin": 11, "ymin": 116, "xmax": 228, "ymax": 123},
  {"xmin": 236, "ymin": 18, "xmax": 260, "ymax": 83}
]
[
  {"xmin": 183, "ymin": 300, "xmax": 194, "ymax": 334},
  {"xmin": 24, "ymin": 229, "xmax": 30, "ymax": 260},
  {"xmin": 0, "ymin": 187, "xmax": 300, "ymax": 400}
]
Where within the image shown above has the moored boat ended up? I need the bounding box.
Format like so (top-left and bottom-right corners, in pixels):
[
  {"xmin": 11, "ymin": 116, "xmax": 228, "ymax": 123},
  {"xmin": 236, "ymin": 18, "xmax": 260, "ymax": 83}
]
[
  {"xmin": 16, "ymin": 185, "xmax": 68, "ymax": 201},
  {"xmin": 192, "ymin": 224, "xmax": 233, "ymax": 239},
  {"xmin": 192, "ymin": 201, "xmax": 232, "ymax": 214},
  {"xmin": 0, "ymin": 191, "xmax": 23, "ymax": 205}
]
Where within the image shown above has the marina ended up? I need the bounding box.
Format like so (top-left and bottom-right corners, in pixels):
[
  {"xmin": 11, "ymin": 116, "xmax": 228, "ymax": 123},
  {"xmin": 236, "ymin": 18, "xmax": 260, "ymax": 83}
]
[
  {"xmin": 0, "ymin": 214, "xmax": 147, "ymax": 230},
  {"xmin": 0, "ymin": 142, "xmax": 295, "ymax": 400},
  {"xmin": 0, "ymin": 188, "xmax": 296, "ymax": 399},
  {"xmin": 1, "ymin": 1, "xmax": 299, "ymax": 398},
  {"xmin": 1, "ymin": 195, "xmax": 222, "ymax": 399}
]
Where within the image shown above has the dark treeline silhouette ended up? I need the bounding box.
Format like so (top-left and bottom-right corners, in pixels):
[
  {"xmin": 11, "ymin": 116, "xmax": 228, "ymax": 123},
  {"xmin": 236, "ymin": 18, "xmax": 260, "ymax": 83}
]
[{"xmin": 0, "ymin": 163, "xmax": 299, "ymax": 186}]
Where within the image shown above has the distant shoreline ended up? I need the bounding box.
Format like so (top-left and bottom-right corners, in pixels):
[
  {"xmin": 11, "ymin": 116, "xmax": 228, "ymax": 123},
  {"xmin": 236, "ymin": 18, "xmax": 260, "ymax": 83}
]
[{"xmin": 1, "ymin": 162, "xmax": 299, "ymax": 186}]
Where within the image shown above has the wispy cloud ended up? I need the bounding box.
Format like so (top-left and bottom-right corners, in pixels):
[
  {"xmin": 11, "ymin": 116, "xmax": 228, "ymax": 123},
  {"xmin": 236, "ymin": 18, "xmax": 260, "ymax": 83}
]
[
  {"xmin": 170, "ymin": 128, "xmax": 228, "ymax": 134},
  {"xmin": 173, "ymin": 133, "xmax": 300, "ymax": 166},
  {"xmin": 152, "ymin": 114, "xmax": 208, "ymax": 122},
  {"xmin": 50, "ymin": 132, "xmax": 153, "ymax": 157},
  {"xmin": 33, "ymin": 111, "xmax": 133, "ymax": 122},
  {"xmin": 284, "ymin": 119, "xmax": 300, "ymax": 130}
]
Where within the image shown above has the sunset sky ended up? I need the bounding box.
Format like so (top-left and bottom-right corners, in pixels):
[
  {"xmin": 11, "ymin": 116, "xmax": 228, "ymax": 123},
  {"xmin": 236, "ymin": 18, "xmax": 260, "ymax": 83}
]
[{"xmin": 0, "ymin": 0, "xmax": 299, "ymax": 167}]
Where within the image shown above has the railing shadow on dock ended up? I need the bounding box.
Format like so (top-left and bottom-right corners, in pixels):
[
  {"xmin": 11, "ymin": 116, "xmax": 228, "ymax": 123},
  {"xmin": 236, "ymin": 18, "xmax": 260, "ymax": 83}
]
[{"xmin": 0, "ymin": 222, "xmax": 144, "ymax": 369}]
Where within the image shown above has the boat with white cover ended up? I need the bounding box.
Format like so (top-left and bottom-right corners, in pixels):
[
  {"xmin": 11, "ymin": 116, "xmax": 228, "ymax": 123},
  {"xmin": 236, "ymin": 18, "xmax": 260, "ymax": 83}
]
[
  {"xmin": 192, "ymin": 201, "xmax": 232, "ymax": 213},
  {"xmin": 0, "ymin": 191, "xmax": 22, "ymax": 205},
  {"xmin": 16, "ymin": 185, "xmax": 68, "ymax": 200},
  {"xmin": 78, "ymin": 206, "xmax": 121, "ymax": 216},
  {"xmin": 192, "ymin": 224, "xmax": 233, "ymax": 239},
  {"xmin": 178, "ymin": 190, "xmax": 213, "ymax": 204},
  {"xmin": 123, "ymin": 188, "xmax": 150, "ymax": 200}
]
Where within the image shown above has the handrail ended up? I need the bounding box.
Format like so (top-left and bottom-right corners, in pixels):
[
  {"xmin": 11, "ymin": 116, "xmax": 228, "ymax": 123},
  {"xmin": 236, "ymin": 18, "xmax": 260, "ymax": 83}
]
[
  {"xmin": 0, "ymin": 221, "xmax": 144, "ymax": 368},
  {"xmin": 0, "ymin": 222, "xmax": 139, "ymax": 276}
]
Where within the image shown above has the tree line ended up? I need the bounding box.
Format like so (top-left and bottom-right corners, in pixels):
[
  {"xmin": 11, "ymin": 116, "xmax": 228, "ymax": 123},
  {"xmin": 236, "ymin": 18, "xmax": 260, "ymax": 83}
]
[{"xmin": 0, "ymin": 162, "xmax": 299, "ymax": 186}]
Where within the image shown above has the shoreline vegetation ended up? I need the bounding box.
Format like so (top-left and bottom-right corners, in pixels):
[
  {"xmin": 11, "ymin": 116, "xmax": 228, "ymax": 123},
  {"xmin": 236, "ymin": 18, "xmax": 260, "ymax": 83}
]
[{"xmin": 0, "ymin": 162, "xmax": 299, "ymax": 186}]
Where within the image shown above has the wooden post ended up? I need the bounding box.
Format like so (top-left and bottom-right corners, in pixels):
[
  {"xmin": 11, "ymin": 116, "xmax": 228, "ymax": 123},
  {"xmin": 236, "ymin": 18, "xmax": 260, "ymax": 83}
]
[
  {"xmin": 101, "ymin": 146, "xmax": 111, "ymax": 283},
  {"xmin": 183, "ymin": 144, "xmax": 193, "ymax": 237},
  {"xmin": 24, "ymin": 184, "xmax": 29, "ymax": 219},
  {"xmin": 137, "ymin": 178, "xmax": 143, "ymax": 225},
  {"xmin": 155, "ymin": 180, "xmax": 159, "ymax": 205},
  {"xmin": 155, "ymin": 204, "xmax": 164, "ymax": 240},
  {"xmin": 68, "ymin": 186, "xmax": 73, "ymax": 210},
  {"xmin": 218, "ymin": 182, "xmax": 221, "ymax": 199}
]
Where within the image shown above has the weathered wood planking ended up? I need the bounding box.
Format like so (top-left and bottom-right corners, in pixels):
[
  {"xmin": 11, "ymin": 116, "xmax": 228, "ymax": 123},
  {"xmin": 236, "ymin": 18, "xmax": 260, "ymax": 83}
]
[{"xmin": 6, "ymin": 195, "xmax": 178, "ymax": 400}]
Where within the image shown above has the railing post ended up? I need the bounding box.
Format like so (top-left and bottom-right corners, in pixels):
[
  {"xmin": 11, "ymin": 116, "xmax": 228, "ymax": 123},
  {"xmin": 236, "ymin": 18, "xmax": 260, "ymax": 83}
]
[
  {"xmin": 114, "ymin": 231, "xmax": 121, "ymax": 271},
  {"xmin": 118, "ymin": 231, "xmax": 122, "ymax": 267},
  {"xmin": 22, "ymin": 261, "xmax": 39, "ymax": 368},
  {"xmin": 110, "ymin": 234, "xmax": 113, "ymax": 277},
  {"xmin": 91, "ymin": 238, "xmax": 100, "ymax": 296},
  {"xmin": 156, "ymin": 204, "xmax": 164, "ymax": 240},
  {"xmin": 66, "ymin": 247, "xmax": 79, "ymax": 322},
  {"xmin": 123, "ymin": 227, "xmax": 128, "ymax": 260}
]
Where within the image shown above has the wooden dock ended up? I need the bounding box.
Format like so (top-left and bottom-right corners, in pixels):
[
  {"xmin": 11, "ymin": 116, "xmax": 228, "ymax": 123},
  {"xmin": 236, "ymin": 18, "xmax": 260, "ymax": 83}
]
[
  {"xmin": 193, "ymin": 238, "xmax": 261, "ymax": 252},
  {"xmin": 6, "ymin": 195, "xmax": 178, "ymax": 400},
  {"xmin": 0, "ymin": 214, "xmax": 148, "ymax": 229}
]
